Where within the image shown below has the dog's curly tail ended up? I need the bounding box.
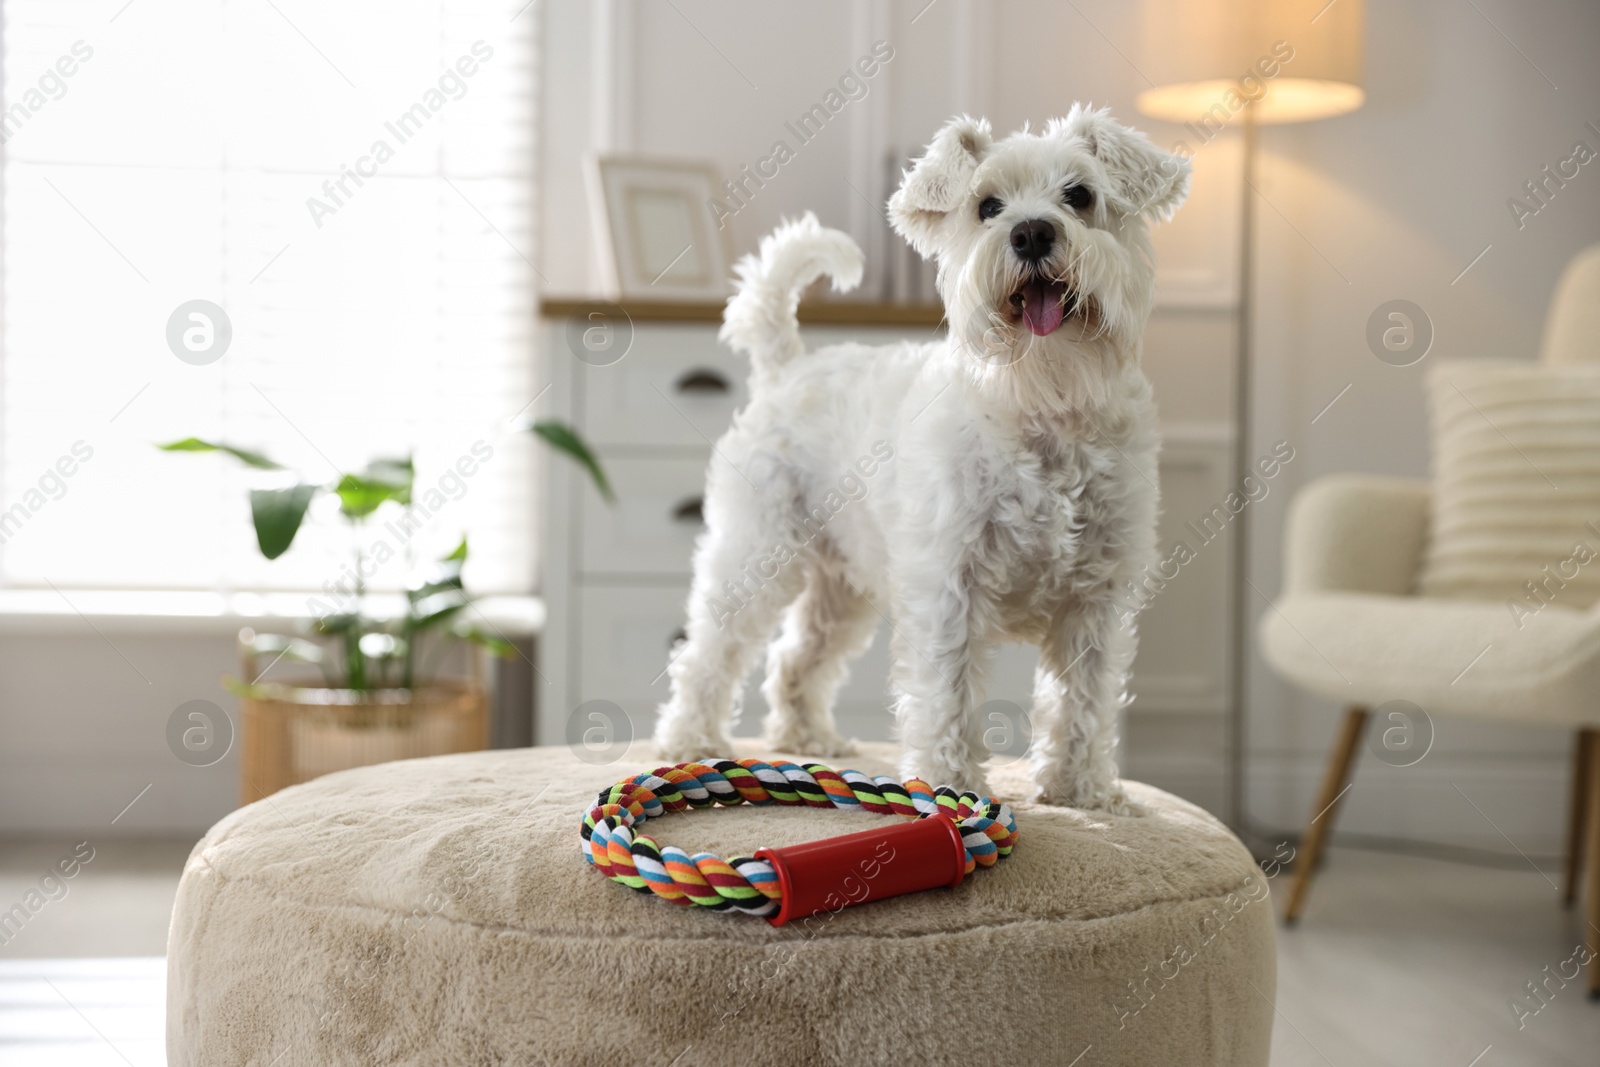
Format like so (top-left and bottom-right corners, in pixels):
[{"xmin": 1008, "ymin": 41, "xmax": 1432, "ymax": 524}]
[{"xmin": 720, "ymin": 213, "xmax": 863, "ymax": 387}]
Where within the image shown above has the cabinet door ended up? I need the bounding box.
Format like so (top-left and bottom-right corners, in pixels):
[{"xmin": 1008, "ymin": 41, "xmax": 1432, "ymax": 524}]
[
  {"xmin": 578, "ymin": 456, "xmax": 711, "ymax": 577},
  {"xmin": 574, "ymin": 323, "xmax": 942, "ymax": 448},
  {"xmin": 576, "ymin": 325, "xmax": 749, "ymax": 447}
]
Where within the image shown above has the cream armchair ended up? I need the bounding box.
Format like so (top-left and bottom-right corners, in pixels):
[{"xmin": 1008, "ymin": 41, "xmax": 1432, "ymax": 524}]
[{"xmin": 1259, "ymin": 245, "xmax": 1600, "ymax": 995}]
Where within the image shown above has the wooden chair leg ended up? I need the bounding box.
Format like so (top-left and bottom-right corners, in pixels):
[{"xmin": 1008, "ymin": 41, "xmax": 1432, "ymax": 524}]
[
  {"xmin": 1565, "ymin": 727, "xmax": 1595, "ymax": 907},
  {"xmin": 1585, "ymin": 729, "xmax": 1600, "ymax": 999},
  {"xmin": 1283, "ymin": 706, "xmax": 1368, "ymax": 925}
]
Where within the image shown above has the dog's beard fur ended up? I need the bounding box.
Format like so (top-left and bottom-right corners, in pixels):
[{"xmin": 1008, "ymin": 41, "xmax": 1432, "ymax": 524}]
[{"xmin": 941, "ymin": 203, "xmax": 1157, "ymax": 422}]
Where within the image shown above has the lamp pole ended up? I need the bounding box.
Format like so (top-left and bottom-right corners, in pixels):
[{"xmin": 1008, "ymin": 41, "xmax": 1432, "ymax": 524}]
[{"xmin": 1227, "ymin": 102, "xmax": 1258, "ymax": 836}]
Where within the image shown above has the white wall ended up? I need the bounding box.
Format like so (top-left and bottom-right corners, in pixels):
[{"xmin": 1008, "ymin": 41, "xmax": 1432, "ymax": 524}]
[
  {"xmin": 539, "ymin": 0, "xmax": 1600, "ymax": 852},
  {"xmin": 0, "ymin": 625, "xmax": 240, "ymax": 838},
  {"xmin": 1245, "ymin": 0, "xmax": 1600, "ymax": 852}
]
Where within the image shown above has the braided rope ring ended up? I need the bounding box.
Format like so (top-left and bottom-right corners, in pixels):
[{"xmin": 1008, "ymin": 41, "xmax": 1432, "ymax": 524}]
[{"xmin": 580, "ymin": 758, "xmax": 1018, "ymax": 921}]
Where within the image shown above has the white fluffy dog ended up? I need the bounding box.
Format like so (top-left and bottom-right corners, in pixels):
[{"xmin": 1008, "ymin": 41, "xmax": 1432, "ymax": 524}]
[{"xmin": 655, "ymin": 106, "xmax": 1190, "ymax": 810}]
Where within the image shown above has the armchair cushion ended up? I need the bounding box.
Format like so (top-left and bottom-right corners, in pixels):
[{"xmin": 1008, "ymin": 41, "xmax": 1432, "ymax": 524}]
[
  {"xmin": 1417, "ymin": 360, "xmax": 1600, "ymax": 607},
  {"xmin": 1282, "ymin": 474, "xmax": 1430, "ymax": 596},
  {"xmin": 1259, "ymin": 592, "xmax": 1600, "ymax": 725}
]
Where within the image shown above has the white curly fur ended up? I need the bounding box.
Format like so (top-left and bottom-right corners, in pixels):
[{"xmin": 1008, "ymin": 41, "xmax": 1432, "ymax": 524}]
[
  {"xmin": 655, "ymin": 108, "xmax": 1191, "ymax": 811},
  {"xmin": 720, "ymin": 213, "xmax": 864, "ymax": 390}
]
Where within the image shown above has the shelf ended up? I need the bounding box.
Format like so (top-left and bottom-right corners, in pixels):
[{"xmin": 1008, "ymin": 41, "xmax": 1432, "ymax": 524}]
[
  {"xmin": 540, "ymin": 297, "xmax": 945, "ymax": 328},
  {"xmin": 0, "ymin": 589, "xmax": 545, "ymax": 636}
]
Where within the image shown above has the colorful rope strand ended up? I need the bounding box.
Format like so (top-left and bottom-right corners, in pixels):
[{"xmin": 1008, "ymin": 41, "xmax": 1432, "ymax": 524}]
[{"xmin": 580, "ymin": 758, "xmax": 1018, "ymax": 919}]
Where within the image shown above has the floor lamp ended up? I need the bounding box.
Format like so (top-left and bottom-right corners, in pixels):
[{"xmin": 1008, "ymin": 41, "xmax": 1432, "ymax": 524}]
[{"xmin": 1136, "ymin": 0, "xmax": 1365, "ymax": 837}]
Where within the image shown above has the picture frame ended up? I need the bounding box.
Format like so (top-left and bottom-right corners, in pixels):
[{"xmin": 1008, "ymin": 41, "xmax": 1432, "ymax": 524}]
[{"xmin": 585, "ymin": 156, "xmax": 732, "ymax": 301}]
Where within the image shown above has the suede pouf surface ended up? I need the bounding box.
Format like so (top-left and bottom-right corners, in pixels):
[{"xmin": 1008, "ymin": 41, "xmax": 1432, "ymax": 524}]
[{"xmin": 167, "ymin": 742, "xmax": 1275, "ymax": 1066}]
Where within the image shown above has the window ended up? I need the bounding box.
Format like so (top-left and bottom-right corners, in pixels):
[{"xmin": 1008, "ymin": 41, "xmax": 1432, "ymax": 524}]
[{"xmin": 0, "ymin": 0, "xmax": 538, "ymax": 597}]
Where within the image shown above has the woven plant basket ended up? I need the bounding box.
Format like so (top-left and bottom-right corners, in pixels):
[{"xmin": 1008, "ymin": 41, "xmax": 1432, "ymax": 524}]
[{"xmin": 236, "ymin": 632, "xmax": 489, "ymax": 804}]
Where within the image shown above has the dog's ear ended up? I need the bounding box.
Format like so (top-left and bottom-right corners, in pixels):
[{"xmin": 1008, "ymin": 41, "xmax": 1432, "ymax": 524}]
[
  {"xmin": 889, "ymin": 115, "xmax": 992, "ymax": 258},
  {"xmin": 1057, "ymin": 104, "xmax": 1190, "ymax": 222}
]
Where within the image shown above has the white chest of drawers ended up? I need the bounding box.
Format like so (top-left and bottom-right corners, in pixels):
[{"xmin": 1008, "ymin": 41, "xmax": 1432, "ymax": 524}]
[{"xmin": 536, "ymin": 300, "xmax": 1231, "ymax": 766}]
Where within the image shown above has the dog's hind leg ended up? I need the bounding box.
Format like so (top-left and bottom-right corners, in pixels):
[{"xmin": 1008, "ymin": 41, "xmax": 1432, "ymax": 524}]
[
  {"xmin": 655, "ymin": 511, "xmax": 806, "ymax": 762},
  {"xmin": 761, "ymin": 554, "xmax": 877, "ymax": 757},
  {"xmin": 1029, "ymin": 600, "xmax": 1136, "ymax": 813}
]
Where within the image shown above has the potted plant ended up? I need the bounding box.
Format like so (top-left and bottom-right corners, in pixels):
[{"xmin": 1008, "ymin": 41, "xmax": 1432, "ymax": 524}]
[{"xmin": 161, "ymin": 423, "xmax": 610, "ymax": 801}]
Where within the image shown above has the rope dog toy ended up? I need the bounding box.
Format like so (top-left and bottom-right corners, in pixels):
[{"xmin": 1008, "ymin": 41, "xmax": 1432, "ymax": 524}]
[{"xmin": 580, "ymin": 758, "xmax": 1018, "ymax": 925}]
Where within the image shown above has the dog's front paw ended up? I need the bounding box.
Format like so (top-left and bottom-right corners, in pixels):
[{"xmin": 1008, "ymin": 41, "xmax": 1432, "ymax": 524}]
[
  {"xmin": 655, "ymin": 734, "xmax": 735, "ymax": 763},
  {"xmin": 902, "ymin": 754, "xmax": 991, "ymax": 796},
  {"xmin": 654, "ymin": 713, "xmax": 734, "ymax": 763},
  {"xmin": 1096, "ymin": 787, "xmax": 1142, "ymax": 817},
  {"xmin": 764, "ymin": 723, "xmax": 857, "ymax": 764},
  {"xmin": 764, "ymin": 721, "xmax": 858, "ymax": 759},
  {"xmin": 1032, "ymin": 777, "xmax": 1142, "ymax": 815}
]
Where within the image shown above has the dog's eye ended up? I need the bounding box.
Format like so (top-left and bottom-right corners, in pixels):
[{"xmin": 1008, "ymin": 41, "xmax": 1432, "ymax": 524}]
[
  {"xmin": 1063, "ymin": 184, "xmax": 1093, "ymax": 210},
  {"xmin": 977, "ymin": 196, "xmax": 1004, "ymax": 221}
]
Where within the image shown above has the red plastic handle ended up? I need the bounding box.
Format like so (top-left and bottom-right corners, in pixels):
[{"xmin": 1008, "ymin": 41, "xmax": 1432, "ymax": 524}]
[{"xmin": 755, "ymin": 815, "xmax": 966, "ymax": 926}]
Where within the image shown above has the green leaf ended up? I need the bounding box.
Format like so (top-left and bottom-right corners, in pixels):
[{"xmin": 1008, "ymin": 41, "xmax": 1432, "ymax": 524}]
[
  {"xmin": 531, "ymin": 420, "xmax": 613, "ymax": 503},
  {"xmin": 407, "ymin": 590, "xmax": 468, "ymax": 632},
  {"xmin": 335, "ymin": 455, "xmax": 415, "ymax": 518},
  {"xmin": 406, "ymin": 541, "xmax": 471, "ymax": 630},
  {"xmin": 454, "ymin": 624, "xmax": 516, "ymax": 659},
  {"xmin": 335, "ymin": 474, "xmax": 407, "ymax": 518},
  {"xmin": 249, "ymin": 483, "xmax": 316, "ymax": 559},
  {"xmin": 406, "ymin": 539, "xmax": 468, "ymax": 607},
  {"xmin": 222, "ymin": 675, "xmax": 265, "ymax": 700},
  {"xmin": 158, "ymin": 437, "xmax": 283, "ymax": 470},
  {"xmin": 406, "ymin": 556, "xmax": 464, "ymax": 608}
]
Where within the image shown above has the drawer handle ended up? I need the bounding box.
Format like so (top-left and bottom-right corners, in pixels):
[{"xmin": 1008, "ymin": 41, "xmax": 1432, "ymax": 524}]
[
  {"xmin": 674, "ymin": 368, "xmax": 730, "ymax": 394},
  {"xmin": 672, "ymin": 497, "xmax": 705, "ymax": 524}
]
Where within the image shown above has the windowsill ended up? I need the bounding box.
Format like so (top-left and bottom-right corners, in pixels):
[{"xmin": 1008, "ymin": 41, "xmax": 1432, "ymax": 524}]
[{"xmin": 0, "ymin": 589, "xmax": 545, "ymax": 636}]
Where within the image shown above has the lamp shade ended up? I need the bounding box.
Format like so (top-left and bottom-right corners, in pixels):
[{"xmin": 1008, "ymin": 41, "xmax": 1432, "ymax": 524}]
[{"xmin": 1137, "ymin": 0, "xmax": 1364, "ymax": 125}]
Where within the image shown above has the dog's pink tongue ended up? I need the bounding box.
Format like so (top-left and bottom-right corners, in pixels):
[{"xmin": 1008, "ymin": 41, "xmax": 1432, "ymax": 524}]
[{"xmin": 1022, "ymin": 280, "xmax": 1066, "ymax": 337}]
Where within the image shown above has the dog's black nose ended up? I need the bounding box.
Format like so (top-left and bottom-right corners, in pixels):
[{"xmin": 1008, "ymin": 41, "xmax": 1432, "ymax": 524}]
[{"xmin": 1009, "ymin": 219, "xmax": 1055, "ymax": 262}]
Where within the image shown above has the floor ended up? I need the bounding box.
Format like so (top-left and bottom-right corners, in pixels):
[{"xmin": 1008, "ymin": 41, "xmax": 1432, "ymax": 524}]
[
  {"xmin": 1269, "ymin": 849, "xmax": 1600, "ymax": 1067},
  {"xmin": 0, "ymin": 839, "xmax": 1596, "ymax": 1065},
  {"xmin": 0, "ymin": 839, "xmax": 191, "ymax": 1066},
  {"xmin": 0, "ymin": 957, "xmax": 166, "ymax": 1066}
]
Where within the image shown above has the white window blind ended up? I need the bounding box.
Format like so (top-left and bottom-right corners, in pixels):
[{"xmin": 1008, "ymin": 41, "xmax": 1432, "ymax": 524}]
[{"xmin": 0, "ymin": 0, "xmax": 539, "ymax": 597}]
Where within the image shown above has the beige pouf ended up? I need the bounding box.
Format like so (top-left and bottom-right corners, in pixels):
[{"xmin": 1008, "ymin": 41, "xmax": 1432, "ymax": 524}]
[{"xmin": 167, "ymin": 742, "xmax": 1276, "ymax": 1065}]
